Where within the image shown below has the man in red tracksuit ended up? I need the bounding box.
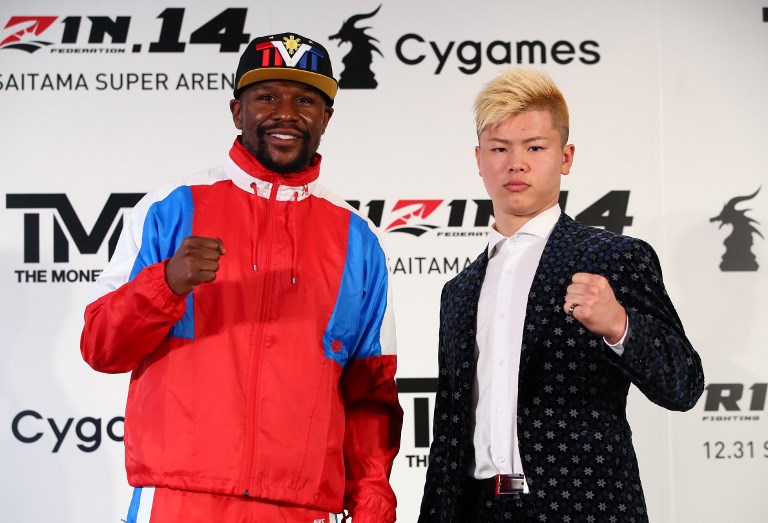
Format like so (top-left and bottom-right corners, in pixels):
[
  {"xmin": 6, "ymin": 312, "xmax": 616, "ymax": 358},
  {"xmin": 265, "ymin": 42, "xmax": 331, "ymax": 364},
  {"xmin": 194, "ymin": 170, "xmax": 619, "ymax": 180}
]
[{"xmin": 81, "ymin": 31, "xmax": 403, "ymax": 523}]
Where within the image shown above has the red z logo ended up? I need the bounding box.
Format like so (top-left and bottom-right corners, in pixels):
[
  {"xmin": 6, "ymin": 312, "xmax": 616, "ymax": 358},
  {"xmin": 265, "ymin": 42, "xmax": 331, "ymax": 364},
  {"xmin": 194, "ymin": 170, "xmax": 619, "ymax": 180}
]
[
  {"xmin": 1, "ymin": 16, "xmax": 58, "ymax": 52},
  {"xmin": 386, "ymin": 200, "xmax": 443, "ymax": 236}
]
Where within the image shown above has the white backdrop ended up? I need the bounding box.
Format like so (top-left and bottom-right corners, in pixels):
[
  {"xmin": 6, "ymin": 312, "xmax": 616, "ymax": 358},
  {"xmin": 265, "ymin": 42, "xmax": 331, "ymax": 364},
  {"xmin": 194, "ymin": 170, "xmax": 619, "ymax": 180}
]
[{"xmin": 1, "ymin": 1, "xmax": 767, "ymax": 521}]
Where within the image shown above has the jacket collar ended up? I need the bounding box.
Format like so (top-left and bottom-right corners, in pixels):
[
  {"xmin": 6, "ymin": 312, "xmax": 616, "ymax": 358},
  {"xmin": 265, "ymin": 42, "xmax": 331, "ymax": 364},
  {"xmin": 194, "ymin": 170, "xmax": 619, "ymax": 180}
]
[{"xmin": 226, "ymin": 138, "xmax": 321, "ymax": 200}]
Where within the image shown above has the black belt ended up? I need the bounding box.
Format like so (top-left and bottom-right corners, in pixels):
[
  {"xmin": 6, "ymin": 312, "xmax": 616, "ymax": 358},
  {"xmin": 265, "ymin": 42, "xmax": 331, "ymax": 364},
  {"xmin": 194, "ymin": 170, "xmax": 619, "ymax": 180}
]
[{"xmin": 476, "ymin": 474, "xmax": 526, "ymax": 495}]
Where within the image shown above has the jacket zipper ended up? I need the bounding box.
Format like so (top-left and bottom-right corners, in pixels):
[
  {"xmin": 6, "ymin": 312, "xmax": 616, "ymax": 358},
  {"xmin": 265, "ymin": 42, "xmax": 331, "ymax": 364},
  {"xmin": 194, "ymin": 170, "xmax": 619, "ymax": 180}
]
[{"xmin": 239, "ymin": 178, "xmax": 281, "ymax": 496}]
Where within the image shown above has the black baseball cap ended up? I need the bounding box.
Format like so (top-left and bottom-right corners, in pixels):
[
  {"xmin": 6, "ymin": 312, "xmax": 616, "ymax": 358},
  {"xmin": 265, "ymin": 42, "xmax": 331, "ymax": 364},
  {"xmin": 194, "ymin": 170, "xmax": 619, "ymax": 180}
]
[{"xmin": 234, "ymin": 32, "xmax": 338, "ymax": 105}]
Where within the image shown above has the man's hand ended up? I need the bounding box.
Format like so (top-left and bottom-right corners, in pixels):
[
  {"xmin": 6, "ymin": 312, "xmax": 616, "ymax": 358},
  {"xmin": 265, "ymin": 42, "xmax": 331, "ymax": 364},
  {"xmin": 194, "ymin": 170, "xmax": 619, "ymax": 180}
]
[
  {"xmin": 165, "ymin": 236, "xmax": 226, "ymax": 296},
  {"xmin": 563, "ymin": 273, "xmax": 627, "ymax": 345}
]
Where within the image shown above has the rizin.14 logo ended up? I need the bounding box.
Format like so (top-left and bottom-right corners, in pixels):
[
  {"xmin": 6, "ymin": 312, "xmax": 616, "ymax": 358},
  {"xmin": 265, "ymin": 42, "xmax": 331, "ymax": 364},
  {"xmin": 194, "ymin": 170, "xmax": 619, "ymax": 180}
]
[
  {"xmin": 350, "ymin": 190, "xmax": 634, "ymax": 237},
  {"xmin": 0, "ymin": 8, "xmax": 250, "ymax": 54}
]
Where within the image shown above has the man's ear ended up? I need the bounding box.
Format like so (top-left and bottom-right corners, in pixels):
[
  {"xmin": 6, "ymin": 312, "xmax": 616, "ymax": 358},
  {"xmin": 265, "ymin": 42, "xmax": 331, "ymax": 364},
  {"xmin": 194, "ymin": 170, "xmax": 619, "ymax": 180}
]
[
  {"xmin": 561, "ymin": 144, "xmax": 575, "ymax": 175},
  {"xmin": 320, "ymin": 106, "xmax": 334, "ymax": 135},
  {"xmin": 230, "ymin": 98, "xmax": 242, "ymax": 130}
]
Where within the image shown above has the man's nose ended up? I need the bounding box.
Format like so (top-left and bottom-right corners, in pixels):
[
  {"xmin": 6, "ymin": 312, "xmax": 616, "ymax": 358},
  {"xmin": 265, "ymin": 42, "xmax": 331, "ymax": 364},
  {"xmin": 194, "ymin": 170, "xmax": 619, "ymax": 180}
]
[
  {"xmin": 272, "ymin": 98, "xmax": 299, "ymax": 120},
  {"xmin": 507, "ymin": 157, "xmax": 527, "ymax": 172}
]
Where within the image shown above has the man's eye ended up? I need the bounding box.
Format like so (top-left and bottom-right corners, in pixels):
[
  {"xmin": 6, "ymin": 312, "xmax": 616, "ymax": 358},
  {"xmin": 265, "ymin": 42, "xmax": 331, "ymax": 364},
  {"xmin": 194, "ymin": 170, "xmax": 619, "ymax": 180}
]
[
  {"xmin": 491, "ymin": 148, "xmax": 506, "ymax": 153},
  {"xmin": 297, "ymin": 96, "xmax": 314, "ymax": 104},
  {"xmin": 529, "ymin": 146, "xmax": 543, "ymax": 152},
  {"xmin": 258, "ymin": 94, "xmax": 275, "ymax": 102}
]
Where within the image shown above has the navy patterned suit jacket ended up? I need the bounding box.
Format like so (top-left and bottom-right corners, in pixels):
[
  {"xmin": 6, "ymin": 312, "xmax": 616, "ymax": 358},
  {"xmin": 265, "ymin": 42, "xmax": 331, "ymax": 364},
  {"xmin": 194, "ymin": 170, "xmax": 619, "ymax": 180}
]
[{"xmin": 418, "ymin": 213, "xmax": 704, "ymax": 523}]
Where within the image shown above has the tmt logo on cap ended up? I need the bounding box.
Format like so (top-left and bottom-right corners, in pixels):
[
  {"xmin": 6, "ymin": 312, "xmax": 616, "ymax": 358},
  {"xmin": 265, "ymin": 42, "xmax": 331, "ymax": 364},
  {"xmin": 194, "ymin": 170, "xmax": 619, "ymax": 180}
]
[
  {"xmin": 257, "ymin": 34, "xmax": 318, "ymax": 68},
  {"xmin": 234, "ymin": 32, "xmax": 338, "ymax": 104}
]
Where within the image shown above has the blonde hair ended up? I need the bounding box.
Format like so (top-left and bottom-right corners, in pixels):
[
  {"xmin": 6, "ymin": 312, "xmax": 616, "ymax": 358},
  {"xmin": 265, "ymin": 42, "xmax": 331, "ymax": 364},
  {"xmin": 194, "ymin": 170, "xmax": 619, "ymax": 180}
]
[{"xmin": 474, "ymin": 68, "xmax": 569, "ymax": 145}]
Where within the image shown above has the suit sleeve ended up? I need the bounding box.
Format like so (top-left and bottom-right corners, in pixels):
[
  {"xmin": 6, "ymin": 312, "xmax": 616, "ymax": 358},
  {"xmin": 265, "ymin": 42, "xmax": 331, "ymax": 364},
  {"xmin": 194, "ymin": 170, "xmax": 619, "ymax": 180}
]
[
  {"xmin": 80, "ymin": 186, "xmax": 190, "ymax": 373},
  {"xmin": 605, "ymin": 238, "xmax": 704, "ymax": 411},
  {"xmin": 339, "ymin": 225, "xmax": 403, "ymax": 523},
  {"xmin": 418, "ymin": 295, "xmax": 452, "ymax": 522}
]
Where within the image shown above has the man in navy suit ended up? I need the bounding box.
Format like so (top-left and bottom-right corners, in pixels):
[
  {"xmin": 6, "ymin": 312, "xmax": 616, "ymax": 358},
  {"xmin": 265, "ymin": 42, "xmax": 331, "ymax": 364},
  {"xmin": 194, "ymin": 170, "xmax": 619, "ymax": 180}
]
[{"xmin": 418, "ymin": 68, "xmax": 704, "ymax": 523}]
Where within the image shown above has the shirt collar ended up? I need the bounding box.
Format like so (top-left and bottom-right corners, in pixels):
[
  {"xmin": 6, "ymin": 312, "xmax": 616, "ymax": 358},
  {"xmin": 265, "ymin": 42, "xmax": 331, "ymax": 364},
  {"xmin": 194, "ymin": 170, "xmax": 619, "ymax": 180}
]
[{"xmin": 486, "ymin": 204, "xmax": 561, "ymax": 258}]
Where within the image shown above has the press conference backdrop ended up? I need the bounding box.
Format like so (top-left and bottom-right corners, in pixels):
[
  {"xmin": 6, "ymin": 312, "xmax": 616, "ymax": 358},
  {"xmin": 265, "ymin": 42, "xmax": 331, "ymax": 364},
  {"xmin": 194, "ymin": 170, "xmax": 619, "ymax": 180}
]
[{"xmin": 1, "ymin": 0, "xmax": 766, "ymax": 521}]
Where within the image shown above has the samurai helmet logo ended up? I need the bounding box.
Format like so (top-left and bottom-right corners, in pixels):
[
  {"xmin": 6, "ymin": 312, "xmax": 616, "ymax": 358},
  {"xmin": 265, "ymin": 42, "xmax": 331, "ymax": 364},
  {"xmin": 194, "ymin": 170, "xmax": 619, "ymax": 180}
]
[
  {"xmin": 710, "ymin": 188, "xmax": 763, "ymax": 271},
  {"xmin": 328, "ymin": 5, "xmax": 382, "ymax": 89}
]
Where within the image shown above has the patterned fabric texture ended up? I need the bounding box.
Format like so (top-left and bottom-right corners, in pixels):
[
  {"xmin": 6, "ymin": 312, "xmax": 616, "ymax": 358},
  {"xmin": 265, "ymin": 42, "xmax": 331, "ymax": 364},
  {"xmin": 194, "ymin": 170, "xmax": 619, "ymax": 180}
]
[{"xmin": 418, "ymin": 213, "xmax": 704, "ymax": 523}]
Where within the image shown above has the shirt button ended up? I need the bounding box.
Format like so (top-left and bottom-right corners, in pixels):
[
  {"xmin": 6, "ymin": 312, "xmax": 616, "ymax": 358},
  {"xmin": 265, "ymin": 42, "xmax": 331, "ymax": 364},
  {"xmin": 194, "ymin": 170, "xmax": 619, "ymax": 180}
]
[
  {"xmin": 499, "ymin": 313, "xmax": 507, "ymax": 320},
  {"xmin": 498, "ymin": 360, "xmax": 504, "ymax": 366},
  {"xmin": 509, "ymin": 238, "xmax": 517, "ymax": 246},
  {"xmin": 504, "ymin": 267, "xmax": 513, "ymax": 275},
  {"xmin": 497, "ymin": 456, "xmax": 506, "ymax": 463},
  {"xmin": 497, "ymin": 407, "xmax": 503, "ymax": 414}
]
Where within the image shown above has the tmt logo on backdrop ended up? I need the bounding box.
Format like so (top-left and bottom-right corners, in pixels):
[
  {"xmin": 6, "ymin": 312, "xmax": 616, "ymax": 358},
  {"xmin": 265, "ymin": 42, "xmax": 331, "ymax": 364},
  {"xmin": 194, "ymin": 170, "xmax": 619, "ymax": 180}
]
[
  {"xmin": 6, "ymin": 193, "xmax": 144, "ymax": 263},
  {"xmin": 329, "ymin": 5, "xmax": 382, "ymax": 89},
  {"xmin": 397, "ymin": 378, "xmax": 437, "ymax": 468},
  {"xmin": 5, "ymin": 193, "xmax": 143, "ymax": 283},
  {"xmin": 710, "ymin": 188, "xmax": 762, "ymax": 271}
]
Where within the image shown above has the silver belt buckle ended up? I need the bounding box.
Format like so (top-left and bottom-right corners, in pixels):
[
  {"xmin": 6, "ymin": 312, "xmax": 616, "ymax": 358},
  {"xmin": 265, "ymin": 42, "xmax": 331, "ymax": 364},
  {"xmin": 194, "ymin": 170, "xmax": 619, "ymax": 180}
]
[{"xmin": 495, "ymin": 473, "xmax": 525, "ymax": 495}]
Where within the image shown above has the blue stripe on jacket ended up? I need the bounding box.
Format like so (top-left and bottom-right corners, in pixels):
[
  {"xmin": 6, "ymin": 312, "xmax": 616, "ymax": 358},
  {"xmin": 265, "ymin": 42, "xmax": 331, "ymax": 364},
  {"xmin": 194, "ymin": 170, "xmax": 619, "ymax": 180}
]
[
  {"xmin": 129, "ymin": 186, "xmax": 194, "ymax": 339},
  {"xmin": 323, "ymin": 213, "xmax": 388, "ymax": 367}
]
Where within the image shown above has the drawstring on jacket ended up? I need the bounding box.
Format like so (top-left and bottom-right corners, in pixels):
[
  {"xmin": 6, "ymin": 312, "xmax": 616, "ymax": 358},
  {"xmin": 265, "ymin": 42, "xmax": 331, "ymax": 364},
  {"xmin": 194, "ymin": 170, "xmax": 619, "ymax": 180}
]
[
  {"xmin": 290, "ymin": 191, "xmax": 298, "ymax": 285},
  {"xmin": 248, "ymin": 180, "xmax": 300, "ymax": 285},
  {"xmin": 249, "ymin": 182, "xmax": 259, "ymax": 271}
]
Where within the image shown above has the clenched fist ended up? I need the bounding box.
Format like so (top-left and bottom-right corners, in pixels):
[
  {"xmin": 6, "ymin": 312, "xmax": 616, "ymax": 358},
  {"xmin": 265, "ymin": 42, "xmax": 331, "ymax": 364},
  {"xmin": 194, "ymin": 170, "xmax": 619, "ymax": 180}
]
[
  {"xmin": 563, "ymin": 273, "xmax": 627, "ymax": 345},
  {"xmin": 165, "ymin": 236, "xmax": 226, "ymax": 296}
]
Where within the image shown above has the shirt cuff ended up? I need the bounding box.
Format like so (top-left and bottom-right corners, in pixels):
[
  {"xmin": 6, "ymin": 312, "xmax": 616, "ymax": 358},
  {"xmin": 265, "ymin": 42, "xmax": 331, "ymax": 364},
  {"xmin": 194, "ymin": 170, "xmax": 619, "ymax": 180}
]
[{"xmin": 603, "ymin": 318, "xmax": 630, "ymax": 356}]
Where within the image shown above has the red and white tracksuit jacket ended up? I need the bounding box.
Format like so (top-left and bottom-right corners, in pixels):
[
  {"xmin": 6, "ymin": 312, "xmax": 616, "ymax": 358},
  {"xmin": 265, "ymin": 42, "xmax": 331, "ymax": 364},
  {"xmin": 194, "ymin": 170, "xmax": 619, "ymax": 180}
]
[{"xmin": 81, "ymin": 139, "xmax": 403, "ymax": 522}]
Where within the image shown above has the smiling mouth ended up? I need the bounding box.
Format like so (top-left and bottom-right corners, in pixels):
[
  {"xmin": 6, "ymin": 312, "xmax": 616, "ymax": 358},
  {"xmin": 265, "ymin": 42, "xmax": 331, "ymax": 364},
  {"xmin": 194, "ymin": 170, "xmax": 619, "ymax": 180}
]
[
  {"xmin": 269, "ymin": 132, "xmax": 299, "ymax": 140},
  {"xmin": 259, "ymin": 125, "xmax": 308, "ymax": 145}
]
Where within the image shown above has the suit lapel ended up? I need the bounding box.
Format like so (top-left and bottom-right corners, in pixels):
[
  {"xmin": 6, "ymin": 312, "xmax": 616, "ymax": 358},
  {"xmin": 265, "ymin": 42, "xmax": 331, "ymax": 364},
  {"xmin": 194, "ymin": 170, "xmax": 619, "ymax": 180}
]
[{"xmin": 520, "ymin": 214, "xmax": 581, "ymax": 376}]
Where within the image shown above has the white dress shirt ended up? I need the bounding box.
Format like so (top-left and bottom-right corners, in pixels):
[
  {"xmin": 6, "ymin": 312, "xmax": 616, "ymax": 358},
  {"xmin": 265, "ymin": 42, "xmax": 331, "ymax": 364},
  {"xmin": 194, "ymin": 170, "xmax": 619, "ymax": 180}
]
[{"xmin": 470, "ymin": 205, "xmax": 628, "ymax": 481}]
